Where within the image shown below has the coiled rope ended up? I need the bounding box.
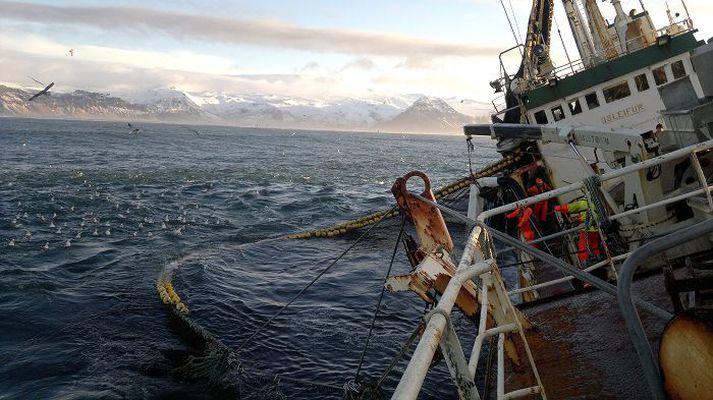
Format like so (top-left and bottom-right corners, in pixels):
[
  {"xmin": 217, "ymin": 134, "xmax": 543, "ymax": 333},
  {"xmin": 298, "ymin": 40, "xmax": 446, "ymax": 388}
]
[{"xmin": 285, "ymin": 155, "xmax": 520, "ymax": 240}]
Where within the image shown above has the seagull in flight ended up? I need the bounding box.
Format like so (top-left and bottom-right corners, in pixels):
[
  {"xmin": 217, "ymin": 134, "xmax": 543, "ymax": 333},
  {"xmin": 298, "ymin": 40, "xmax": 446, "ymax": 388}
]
[
  {"xmin": 27, "ymin": 76, "xmax": 54, "ymax": 101},
  {"xmin": 127, "ymin": 122, "xmax": 142, "ymax": 135},
  {"xmin": 69, "ymin": 49, "xmax": 75, "ymax": 56}
]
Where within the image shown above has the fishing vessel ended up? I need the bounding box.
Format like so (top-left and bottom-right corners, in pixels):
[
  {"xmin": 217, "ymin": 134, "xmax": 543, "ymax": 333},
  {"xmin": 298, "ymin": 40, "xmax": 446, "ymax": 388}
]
[
  {"xmin": 379, "ymin": 0, "xmax": 713, "ymax": 398},
  {"xmin": 154, "ymin": 1, "xmax": 713, "ymax": 398}
]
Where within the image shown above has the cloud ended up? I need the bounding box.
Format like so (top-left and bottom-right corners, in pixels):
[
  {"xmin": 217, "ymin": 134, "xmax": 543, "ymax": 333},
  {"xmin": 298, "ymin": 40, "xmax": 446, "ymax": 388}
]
[
  {"xmin": 339, "ymin": 58, "xmax": 376, "ymax": 71},
  {"xmin": 0, "ymin": 32, "xmax": 240, "ymax": 75},
  {"xmin": 0, "ymin": 48, "xmax": 349, "ymax": 98},
  {"xmin": 299, "ymin": 61, "xmax": 320, "ymax": 72},
  {"xmin": 0, "ymin": 1, "xmax": 500, "ymax": 59}
]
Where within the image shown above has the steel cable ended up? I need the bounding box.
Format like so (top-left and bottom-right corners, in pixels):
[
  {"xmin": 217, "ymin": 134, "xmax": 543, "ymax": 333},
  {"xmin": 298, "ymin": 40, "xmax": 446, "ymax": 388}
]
[
  {"xmin": 354, "ymin": 215, "xmax": 406, "ymax": 380},
  {"xmin": 236, "ymin": 205, "xmax": 398, "ymax": 353}
]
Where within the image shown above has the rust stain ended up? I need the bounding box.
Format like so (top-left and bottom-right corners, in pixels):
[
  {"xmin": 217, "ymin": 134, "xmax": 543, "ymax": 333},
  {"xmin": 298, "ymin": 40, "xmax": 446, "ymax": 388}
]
[{"xmin": 391, "ymin": 171, "xmax": 453, "ymax": 255}]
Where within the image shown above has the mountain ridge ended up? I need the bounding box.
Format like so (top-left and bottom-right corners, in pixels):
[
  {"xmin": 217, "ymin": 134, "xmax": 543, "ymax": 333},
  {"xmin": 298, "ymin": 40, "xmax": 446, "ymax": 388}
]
[{"xmin": 0, "ymin": 85, "xmax": 492, "ymax": 133}]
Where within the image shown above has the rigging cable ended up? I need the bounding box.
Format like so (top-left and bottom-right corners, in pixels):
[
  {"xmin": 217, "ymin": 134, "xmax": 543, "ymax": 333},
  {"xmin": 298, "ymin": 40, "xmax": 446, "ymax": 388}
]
[
  {"xmin": 236, "ymin": 205, "xmax": 398, "ymax": 353},
  {"xmin": 354, "ymin": 215, "xmax": 407, "ymax": 381},
  {"xmin": 508, "ymin": 0, "xmax": 524, "ymax": 44},
  {"xmin": 499, "ymin": 0, "xmax": 523, "ymax": 52}
]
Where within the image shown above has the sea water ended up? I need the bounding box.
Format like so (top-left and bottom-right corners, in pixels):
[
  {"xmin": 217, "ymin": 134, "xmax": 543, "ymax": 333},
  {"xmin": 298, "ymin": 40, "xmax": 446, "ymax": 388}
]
[{"xmin": 0, "ymin": 117, "xmax": 498, "ymax": 399}]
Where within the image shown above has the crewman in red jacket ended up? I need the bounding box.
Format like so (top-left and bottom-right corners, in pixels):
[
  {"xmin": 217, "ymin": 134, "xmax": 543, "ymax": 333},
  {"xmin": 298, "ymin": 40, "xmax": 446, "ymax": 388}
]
[
  {"xmin": 527, "ymin": 178, "xmax": 552, "ymax": 223},
  {"xmin": 506, "ymin": 206, "xmax": 535, "ymax": 243}
]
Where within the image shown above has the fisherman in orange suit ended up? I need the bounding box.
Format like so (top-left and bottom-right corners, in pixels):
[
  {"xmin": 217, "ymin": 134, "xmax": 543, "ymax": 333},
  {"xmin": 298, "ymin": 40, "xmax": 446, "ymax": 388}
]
[
  {"xmin": 506, "ymin": 206, "xmax": 535, "ymax": 243},
  {"xmin": 555, "ymin": 199, "xmax": 601, "ymax": 262},
  {"xmin": 527, "ymin": 178, "xmax": 552, "ymax": 224}
]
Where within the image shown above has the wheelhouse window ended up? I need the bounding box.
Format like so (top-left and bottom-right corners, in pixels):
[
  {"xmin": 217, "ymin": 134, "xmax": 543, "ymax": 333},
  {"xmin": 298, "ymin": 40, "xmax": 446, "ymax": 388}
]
[
  {"xmin": 652, "ymin": 65, "xmax": 668, "ymax": 85},
  {"xmin": 533, "ymin": 110, "xmax": 548, "ymax": 124},
  {"xmin": 585, "ymin": 92, "xmax": 600, "ymax": 109},
  {"xmin": 568, "ymin": 99, "xmax": 582, "ymax": 115},
  {"xmin": 603, "ymin": 81, "xmax": 631, "ymax": 103},
  {"xmin": 672, "ymin": 60, "xmax": 686, "ymax": 79},
  {"xmin": 551, "ymin": 105, "xmax": 565, "ymax": 121},
  {"xmin": 634, "ymin": 73, "xmax": 650, "ymax": 92}
]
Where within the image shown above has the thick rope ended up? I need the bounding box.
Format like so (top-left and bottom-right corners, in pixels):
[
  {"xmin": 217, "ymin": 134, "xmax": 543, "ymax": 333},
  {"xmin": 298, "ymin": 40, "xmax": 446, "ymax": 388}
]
[
  {"xmin": 237, "ymin": 206, "xmax": 398, "ymax": 353},
  {"xmin": 354, "ymin": 215, "xmax": 406, "ymax": 380},
  {"xmin": 285, "ymin": 155, "xmax": 521, "ymax": 239}
]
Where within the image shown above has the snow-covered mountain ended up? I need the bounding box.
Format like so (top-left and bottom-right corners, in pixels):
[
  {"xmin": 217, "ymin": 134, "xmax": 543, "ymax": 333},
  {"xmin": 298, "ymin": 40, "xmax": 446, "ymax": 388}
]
[
  {"xmin": 378, "ymin": 96, "xmax": 476, "ymax": 133},
  {"xmin": 124, "ymin": 88, "xmax": 217, "ymax": 121},
  {"xmin": 0, "ymin": 85, "xmax": 149, "ymax": 120},
  {"xmin": 0, "ymin": 85, "xmax": 493, "ymax": 133}
]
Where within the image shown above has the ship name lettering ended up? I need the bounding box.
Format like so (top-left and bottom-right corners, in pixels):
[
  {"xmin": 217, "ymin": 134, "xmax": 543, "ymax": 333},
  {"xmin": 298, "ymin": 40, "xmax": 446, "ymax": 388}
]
[{"xmin": 601, "ymin": 104, "xmax": 645, "ymax": 124}]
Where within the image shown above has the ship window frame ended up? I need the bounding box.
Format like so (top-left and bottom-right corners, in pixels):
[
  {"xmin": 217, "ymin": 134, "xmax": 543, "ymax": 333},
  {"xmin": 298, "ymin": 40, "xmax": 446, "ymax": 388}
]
[
  {"xmin": 652, "ymin": 65, "xmax": 668, "ymax": 85},
  {"xmin": 584, "ymin": 92, "xmax": 600, "ymax": 110},
  {"xmin": 634, "ymin": 73, "xmax": 650, "ymax": 92},
  {"xmin": 551, "ymin": 105, "xmax": 566, "ymax": 121},
  {"xmin": 533, "ymin": 110, "xmax": 548, "ymax": 124},
  {"xmin": 602, "ymin": 81, "xmax": 632, "ymax": 104},
  {"xmin": 671, "ymin": 60, "xmax": 686, "ymax": 79},
  {"xmin": 567, "ymin": 98, "xmax": 582, "ymax": 115}
]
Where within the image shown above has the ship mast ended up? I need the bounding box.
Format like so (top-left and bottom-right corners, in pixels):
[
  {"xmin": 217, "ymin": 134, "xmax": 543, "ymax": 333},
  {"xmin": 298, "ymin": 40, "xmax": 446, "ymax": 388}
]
[{"xmin": 561, "ymin": 0, "xmax": 596, "ymax": 67}]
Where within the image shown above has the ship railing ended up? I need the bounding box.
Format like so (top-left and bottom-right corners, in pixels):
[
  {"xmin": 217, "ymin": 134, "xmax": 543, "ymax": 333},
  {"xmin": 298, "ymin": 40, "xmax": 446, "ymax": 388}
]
[
  {"xmin": 618, "ymin": 218, "xmax": 713, "ymax": 400},
  {"xmin": 392, "ymin": 224, "xmax": 546, "ymax": 400},
  {"xmin": 547, "ymin": 18, "xmax": 695, "ymax": 82},
  {"xmin": 409, "ymin": 186, "xmax": 684, "ymax": 400},
  {"xmin": 477, "ymin": 138, "xmax": 713, "ymax": 296}
]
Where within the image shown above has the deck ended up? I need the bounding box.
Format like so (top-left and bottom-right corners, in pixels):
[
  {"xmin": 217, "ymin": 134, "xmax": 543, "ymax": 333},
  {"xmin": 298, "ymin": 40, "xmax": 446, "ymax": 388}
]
[{"xmin": 509, "ymin": 273, "xmax": 671, "ymax": 399}]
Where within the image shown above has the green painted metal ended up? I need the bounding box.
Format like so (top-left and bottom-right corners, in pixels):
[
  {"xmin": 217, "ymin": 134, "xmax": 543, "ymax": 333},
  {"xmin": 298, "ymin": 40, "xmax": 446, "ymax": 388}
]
[{"xmin": 523, "ymin": 31, "xmax": 702, "ymax": 110}]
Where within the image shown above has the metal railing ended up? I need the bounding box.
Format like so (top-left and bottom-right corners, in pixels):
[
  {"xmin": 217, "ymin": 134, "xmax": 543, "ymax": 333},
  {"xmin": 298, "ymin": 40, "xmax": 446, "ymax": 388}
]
[
  {"xmin": 488, "ymin": 18, "xmax": 696, "ymax": 100},
  {"xmin": 551, "ymin": 19, "xmax": 695, "ymax": 81},
  {"xmin": 479, "ymin": 139, "xmax": 713, "ymax": 296},
  {"xmin": 618, "ymin": 218, "xmax": 713, "ymax": 400},
  {"xmin": 392, "ymin": 225, "xmax": 546, "ymax": 400}
]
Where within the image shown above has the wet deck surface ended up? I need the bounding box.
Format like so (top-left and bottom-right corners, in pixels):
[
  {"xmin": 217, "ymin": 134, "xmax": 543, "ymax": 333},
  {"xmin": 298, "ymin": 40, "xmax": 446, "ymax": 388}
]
[{"xmin": 510, "ymin": 273, "xmax": 671, "ymax": 399}]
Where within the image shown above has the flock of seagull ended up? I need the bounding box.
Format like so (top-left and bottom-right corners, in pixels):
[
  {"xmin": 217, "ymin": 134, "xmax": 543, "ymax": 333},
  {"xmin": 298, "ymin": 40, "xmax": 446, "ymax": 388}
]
[{"xmin": 4, "ymin": 178, "xmax": 227, "ymax": 252}]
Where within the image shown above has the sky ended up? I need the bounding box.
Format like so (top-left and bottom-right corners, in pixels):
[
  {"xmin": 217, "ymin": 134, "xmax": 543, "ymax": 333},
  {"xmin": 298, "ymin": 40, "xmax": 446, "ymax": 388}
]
[{"xmin": 0, "ymin": 0, "xmax": 711, "ymax": 103}]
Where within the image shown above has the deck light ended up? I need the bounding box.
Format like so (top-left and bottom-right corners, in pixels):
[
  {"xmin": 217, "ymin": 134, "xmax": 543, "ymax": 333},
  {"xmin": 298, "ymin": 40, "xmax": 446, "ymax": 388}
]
[{"xmin": 656, "ymin": 34, "xmax": 671, "ymax": 46}]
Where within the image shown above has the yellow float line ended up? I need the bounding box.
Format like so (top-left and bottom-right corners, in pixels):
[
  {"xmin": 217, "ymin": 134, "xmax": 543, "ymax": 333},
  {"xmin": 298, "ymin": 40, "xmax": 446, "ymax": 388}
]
[
  {"xmin": 157, "ymin": 278, "xmax": 191, "ymax": 316},
  {"xmin": 285, "ymin": 155, "xmax": 521, "ymax": 240}
]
